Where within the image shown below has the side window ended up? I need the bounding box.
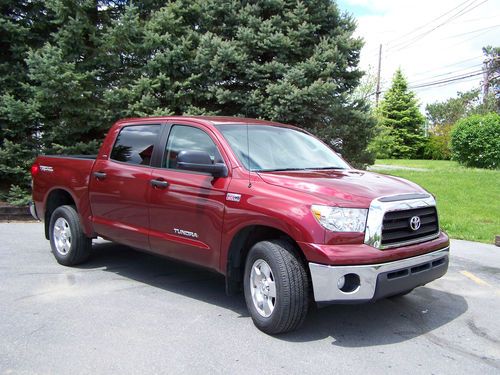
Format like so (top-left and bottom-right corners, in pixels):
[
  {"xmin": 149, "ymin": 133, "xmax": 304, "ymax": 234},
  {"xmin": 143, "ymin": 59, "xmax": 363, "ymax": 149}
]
[
  {"xmin": 110, "ymin": 125, "xmax": 161, "ymax": 166},
  {"xmin": 164, "ymin": 125, "xmax": 223, "ymax": 169}
]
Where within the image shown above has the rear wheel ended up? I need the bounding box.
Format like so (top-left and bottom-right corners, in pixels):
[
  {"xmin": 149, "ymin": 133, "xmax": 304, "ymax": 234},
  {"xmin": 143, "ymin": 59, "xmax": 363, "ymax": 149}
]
[
  {"xmin": 243, "ymin": 239, "xmax": 309, "ymax": 334},
  {"xmin": 49, "ymin": 205, "xmax": 91, "ymax": 266}
]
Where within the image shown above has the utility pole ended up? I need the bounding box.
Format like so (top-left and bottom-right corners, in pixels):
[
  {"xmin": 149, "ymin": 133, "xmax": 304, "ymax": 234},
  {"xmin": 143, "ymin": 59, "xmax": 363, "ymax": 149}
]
[
  {"xmin": 482, "ymin": 56, "xmax": 491, "ymax": 104},
  {"xmin": 375, "ymin": 44, "xmax": 382, "ymax": 107}
]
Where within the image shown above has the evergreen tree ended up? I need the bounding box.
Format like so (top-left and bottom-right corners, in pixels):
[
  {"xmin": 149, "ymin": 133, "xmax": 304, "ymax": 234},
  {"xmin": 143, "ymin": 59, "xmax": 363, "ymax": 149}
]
[
  {"xmin": 100, "ymin": 0, "xmax": 374, "ymax": 165},
  {"xmin": 372, "ymin": 69, "xmax": 425, "ymax": 158},
  {"xmin": 0, "ymin": 1, "xmax": 55, "ymax": 191},
  {"xmin": 1, "ymin": 0, "xmax": 375, "ymax": 202}
]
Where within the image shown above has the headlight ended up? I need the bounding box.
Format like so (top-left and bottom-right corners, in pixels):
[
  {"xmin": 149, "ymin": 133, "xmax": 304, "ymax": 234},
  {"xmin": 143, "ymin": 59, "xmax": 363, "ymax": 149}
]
[{"xmin": 311, "ymin": 205, "xmax": 368, "ymax": 232}]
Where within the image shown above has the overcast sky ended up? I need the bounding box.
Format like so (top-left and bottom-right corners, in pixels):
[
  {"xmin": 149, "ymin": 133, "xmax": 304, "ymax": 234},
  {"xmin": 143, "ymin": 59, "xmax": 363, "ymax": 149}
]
[{"xmin": 337, "ymin": 0, "xmax": 499, "ymax": 110}]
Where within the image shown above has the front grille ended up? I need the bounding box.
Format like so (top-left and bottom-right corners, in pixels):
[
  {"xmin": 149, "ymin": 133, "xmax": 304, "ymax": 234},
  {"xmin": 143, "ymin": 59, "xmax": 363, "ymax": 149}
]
[{"xmin": 381, "ymin": 206, "xmax": 439, "ymax": 247}]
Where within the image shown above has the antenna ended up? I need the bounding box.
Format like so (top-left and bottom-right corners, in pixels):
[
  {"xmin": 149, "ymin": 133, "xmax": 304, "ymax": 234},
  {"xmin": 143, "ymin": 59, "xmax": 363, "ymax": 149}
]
[{"xmin": 246, "ymin": 122, "xmax": 252, "ymax": 188}]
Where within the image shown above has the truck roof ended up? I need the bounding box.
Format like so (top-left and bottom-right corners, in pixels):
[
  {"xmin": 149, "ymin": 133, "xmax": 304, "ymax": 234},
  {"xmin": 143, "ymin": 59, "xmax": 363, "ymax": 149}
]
[{"xmin": 114, "ymin": 115, "xmax": 294, "ymax": 128}]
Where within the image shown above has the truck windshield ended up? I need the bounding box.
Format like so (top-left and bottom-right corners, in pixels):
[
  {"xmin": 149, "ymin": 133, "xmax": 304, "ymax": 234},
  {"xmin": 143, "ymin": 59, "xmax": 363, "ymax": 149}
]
[{"xmin": 216, "ymin": 124, "xmax": 349, "ymax": 172}]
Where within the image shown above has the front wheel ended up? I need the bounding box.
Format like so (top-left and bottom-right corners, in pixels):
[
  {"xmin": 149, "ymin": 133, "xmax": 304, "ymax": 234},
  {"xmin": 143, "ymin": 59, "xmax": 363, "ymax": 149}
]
[
  {"xmin": 49, "ymin": 205, "xmax": 92, "ymax": 266},
  {"xmin": 243, "ymin": 240, "xmax": 309, "ymax": 334}
]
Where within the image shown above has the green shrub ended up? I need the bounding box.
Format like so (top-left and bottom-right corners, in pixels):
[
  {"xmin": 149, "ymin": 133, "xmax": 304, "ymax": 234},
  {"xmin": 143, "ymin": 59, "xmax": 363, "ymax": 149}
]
[
  {"xmin": 424, "ymin": 135, "xmax": 450, "ymax": 160},
  {"xmin": 451, "ymin": 113, "xmax": 500, "ymax": 169},
  {"xmin": 6, "ymin": 185, "xmax": 31, "ymax": 206},
  {"xmin": 424, "ymin": 123, "xmax": 453, "ymax": 160}
]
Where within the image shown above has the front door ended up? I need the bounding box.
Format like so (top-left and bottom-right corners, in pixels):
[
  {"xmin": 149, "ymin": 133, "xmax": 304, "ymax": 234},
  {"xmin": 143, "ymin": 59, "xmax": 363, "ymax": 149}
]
[
  {"xmin": 148, "ymin": 123, "xmax": 230, "ymax": 270},
  {"xmin": 89, "ymin": 124, "xmax": 162, "ymax": 250}
]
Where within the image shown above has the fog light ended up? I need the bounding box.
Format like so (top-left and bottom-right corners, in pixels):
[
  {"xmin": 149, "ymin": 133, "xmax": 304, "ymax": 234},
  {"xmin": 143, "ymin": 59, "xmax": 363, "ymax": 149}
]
[{"xmin": 338, "ymin": 273, "xmax": 361, "ymax": 293}]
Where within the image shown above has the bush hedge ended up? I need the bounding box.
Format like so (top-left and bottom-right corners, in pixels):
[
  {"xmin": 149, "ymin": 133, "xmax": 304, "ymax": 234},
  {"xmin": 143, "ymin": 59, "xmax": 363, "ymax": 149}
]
[
  {"xmin": 451, "ymin": 113, "xmax": 500, "ymax": 169},
  {"xmin": 423, "ymin": 123, "xmax": 454, "ymax": 160}
]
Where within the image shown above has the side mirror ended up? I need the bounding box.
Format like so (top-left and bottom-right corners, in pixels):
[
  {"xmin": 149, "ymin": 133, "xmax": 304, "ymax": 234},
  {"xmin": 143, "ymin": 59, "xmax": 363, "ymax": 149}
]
[{"xmin": 177, "ymin": 150, "xmax": 228, "ymax": 178}]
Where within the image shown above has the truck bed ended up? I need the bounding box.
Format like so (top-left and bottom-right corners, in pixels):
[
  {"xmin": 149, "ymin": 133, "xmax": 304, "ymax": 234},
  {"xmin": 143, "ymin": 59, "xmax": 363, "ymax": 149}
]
[{"xmin": 32, "ymin": 155, "xmax": 97, "ymax": 225}]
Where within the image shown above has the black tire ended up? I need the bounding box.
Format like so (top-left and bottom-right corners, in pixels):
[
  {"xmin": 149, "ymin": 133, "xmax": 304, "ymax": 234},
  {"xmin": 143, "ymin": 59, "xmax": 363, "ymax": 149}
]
[
  {"xmin": 49, "ymin": 205, "xmax": 91, "ymax": 266},
  {"xmin": 243, "ymin": 239, "xmax": 309, "ymax": 334}
]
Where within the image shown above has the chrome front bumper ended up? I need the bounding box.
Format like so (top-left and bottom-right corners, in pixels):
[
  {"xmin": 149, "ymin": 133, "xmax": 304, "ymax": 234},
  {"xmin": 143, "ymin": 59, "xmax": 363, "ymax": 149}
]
[{"xmin": 309, "ymin": 247, "xmax": 449, "ymax": 303}]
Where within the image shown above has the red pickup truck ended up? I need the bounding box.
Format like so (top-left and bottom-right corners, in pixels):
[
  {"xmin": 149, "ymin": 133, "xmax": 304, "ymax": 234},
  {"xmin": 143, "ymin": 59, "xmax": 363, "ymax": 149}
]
[{"xmin": 31, "ymin": 116, "xmax": 449, "ymax": 334}]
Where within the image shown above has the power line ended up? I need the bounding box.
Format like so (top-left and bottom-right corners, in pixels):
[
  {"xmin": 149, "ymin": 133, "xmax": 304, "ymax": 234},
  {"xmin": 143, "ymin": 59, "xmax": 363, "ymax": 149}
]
[
  {"xmin": 360, "ymin": 1, "xmax": 494, "ymax": 96},
  {"xmin": 412, "ymin": 75, "xmax": 482, "ymax": 91},
  {"xmin": 409, "ymin": 70, "xmax": 484, "ymax": 89},
  {"xmin": 452, "ymin": 13, "xmax": 500, "ymax": 23},
  {"xmin": 411, "ymin": 59, "xmax": 483, "ymax": 79},
  {"xmin": 387, "ymin": 0, "xmax": 489, "ymax": 53},
  {"xmin": 443, "ymin": 24, "xmax": 500, "ymax": 39},
  {"xmin": 410, "ymin": 56, "xmax": 500, "ymax": 82},
  {"xmin": 447, "ymin": 26, "xmax": 499, "ymax": 47},
  {"xmin": 362, "ymin": 0, "xmax": 480, "ymax": 60},
  {"xmin": 409, "ymin": 65, "xmax": 483, "ymax": 84},
  {"xmin": 367, "ymin": 70, "xmax": 484, "ymax": 96},
  {"xmin": 385, "ymin": 0, "xmax": 476, "ymax": 47},
  {"xmin": 362, "ymin": 1, "xmax": 494, "ymax": 63}
]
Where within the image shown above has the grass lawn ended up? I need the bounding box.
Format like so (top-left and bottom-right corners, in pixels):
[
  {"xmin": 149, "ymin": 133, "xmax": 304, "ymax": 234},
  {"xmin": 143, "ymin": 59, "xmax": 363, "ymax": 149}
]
[{"xmin": 371, "ymin": 159, "xmax": 499, "ymax": 244}]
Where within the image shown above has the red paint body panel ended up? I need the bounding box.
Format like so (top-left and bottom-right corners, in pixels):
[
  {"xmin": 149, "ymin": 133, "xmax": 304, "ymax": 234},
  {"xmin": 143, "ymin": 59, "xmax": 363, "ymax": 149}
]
[
  {"xmin": 32, "ymin": 156, "xmax": 95, "ymax": 236},
  {"xmin": 32, "ymin": 116, "xmax": 449, "ymax": 277},
  {"xmin": 299, "ymin": 232, "xmax": 450, "ymax": 266},
  {"xmin": 258, "ymin": 169, "xmax": 425, "ymax": 208},
  {"xmin": 89, "ymin": 159, "xmax": 152, "ymax": 250},
  {"xmin": 148, "ymin": 168, "xmax": 229, "ymax": 270}
]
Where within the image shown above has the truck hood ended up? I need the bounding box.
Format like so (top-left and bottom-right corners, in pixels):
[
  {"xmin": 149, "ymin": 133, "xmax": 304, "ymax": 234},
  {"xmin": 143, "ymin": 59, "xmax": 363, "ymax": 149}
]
[{"xmin": 257, "ymin": 169, "xmax": 426, "ymax": 207}]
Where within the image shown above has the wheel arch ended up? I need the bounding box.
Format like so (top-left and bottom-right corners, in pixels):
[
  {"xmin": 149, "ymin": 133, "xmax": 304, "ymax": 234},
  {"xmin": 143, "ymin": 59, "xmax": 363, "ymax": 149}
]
[
  {"xmin": 225, "ymin": 224, "xmax": 310, "ymax": 295},
  {"xmin": 43, "ymin": 188, "xmax": 76, "ymax": 240}
]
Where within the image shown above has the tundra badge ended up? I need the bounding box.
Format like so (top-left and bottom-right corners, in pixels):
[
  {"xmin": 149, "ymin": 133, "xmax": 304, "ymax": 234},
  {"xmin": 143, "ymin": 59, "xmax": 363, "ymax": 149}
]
[
  {"xmin": 40, "ymin": 165, "xmax": 54, "ymax": 172},
  {"xmin": 174, "ymin": 228, "xmax": 199, "ymax": 238}
]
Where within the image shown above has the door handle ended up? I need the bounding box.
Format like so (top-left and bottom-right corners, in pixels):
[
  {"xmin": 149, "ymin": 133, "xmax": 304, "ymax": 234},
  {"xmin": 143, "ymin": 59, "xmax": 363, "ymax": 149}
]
[
  {"xmin": 93, "ymin": 171, "xmax": 107, "ymax": 180},
  {"xmin": 151, "ymin": 179, "xmax": 169, "ymax": 189}
]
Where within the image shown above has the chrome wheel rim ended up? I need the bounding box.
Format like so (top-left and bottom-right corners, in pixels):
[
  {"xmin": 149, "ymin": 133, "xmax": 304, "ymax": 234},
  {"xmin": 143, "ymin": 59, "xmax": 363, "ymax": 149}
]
[
  {"xmin": 250, "ymin": 259, "xmax": 276, "ymax": 317},
  {"xmin": 53, "ymin": 217, "xmax": 71, "ymax": 255}
]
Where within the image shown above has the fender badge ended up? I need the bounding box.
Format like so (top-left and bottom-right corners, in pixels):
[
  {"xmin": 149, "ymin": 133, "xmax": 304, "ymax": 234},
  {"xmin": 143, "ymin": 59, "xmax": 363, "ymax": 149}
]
[
  {"xmin": 226, "ymin": 193, "xmax": 241, "ymax": 202},
  {"xmin": 40, "ymin": 165, "xmax": 54, "ymax": 172}
]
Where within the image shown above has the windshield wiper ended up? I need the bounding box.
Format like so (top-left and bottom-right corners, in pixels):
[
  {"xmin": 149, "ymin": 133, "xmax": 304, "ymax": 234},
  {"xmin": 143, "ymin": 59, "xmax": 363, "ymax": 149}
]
[
  {"xmin": 257, "ymin": 168, "xmax": 309, "ymax": 172},
  {"xmin": 306, "ymin": 166, "xmax": 346, "ymax": 170},
  {"xmin": 257, "ymin": 166, "xmax": 346, "ymax": 172}
]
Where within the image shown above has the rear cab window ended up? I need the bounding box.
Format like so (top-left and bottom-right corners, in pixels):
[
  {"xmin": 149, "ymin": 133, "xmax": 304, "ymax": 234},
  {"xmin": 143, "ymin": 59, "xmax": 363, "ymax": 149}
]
[{"xmin": 110, "ymin": 125, "xmax": 161, "ymax": 166}]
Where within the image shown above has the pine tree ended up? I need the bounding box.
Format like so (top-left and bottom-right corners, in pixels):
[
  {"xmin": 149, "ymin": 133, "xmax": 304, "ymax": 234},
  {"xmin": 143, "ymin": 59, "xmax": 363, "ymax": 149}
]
[
  {"xmin": 1, "ymin": 0, "xmax": 375, "ymax": 202},
  {"xmin": 373, "ymin": 69, "xmax": 425, "ymax": 158},
  {"xmin": 100, "ymin": 0, "xmax": 374, "ymax": 166},
  {"xmin": 0, "ymin": 1, "xmax": 55, "ymax": 193}
]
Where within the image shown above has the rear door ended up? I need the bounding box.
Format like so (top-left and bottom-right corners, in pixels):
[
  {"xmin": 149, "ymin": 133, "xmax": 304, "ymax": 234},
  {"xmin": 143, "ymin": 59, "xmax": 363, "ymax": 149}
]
[
  {"xmin": 89, "ymin": 123, "xmax": 163, "ymax": 250},
  {"xmin": 148, "ymin": 122, "xmax": 231, "ymax": 270}
]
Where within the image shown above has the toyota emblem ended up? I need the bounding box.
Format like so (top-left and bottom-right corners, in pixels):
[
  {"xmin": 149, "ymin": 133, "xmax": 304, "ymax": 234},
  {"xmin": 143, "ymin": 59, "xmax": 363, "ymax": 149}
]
[{"xmin": 409, "ymin": 216, "xmax": 421, "ymax": 231}]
